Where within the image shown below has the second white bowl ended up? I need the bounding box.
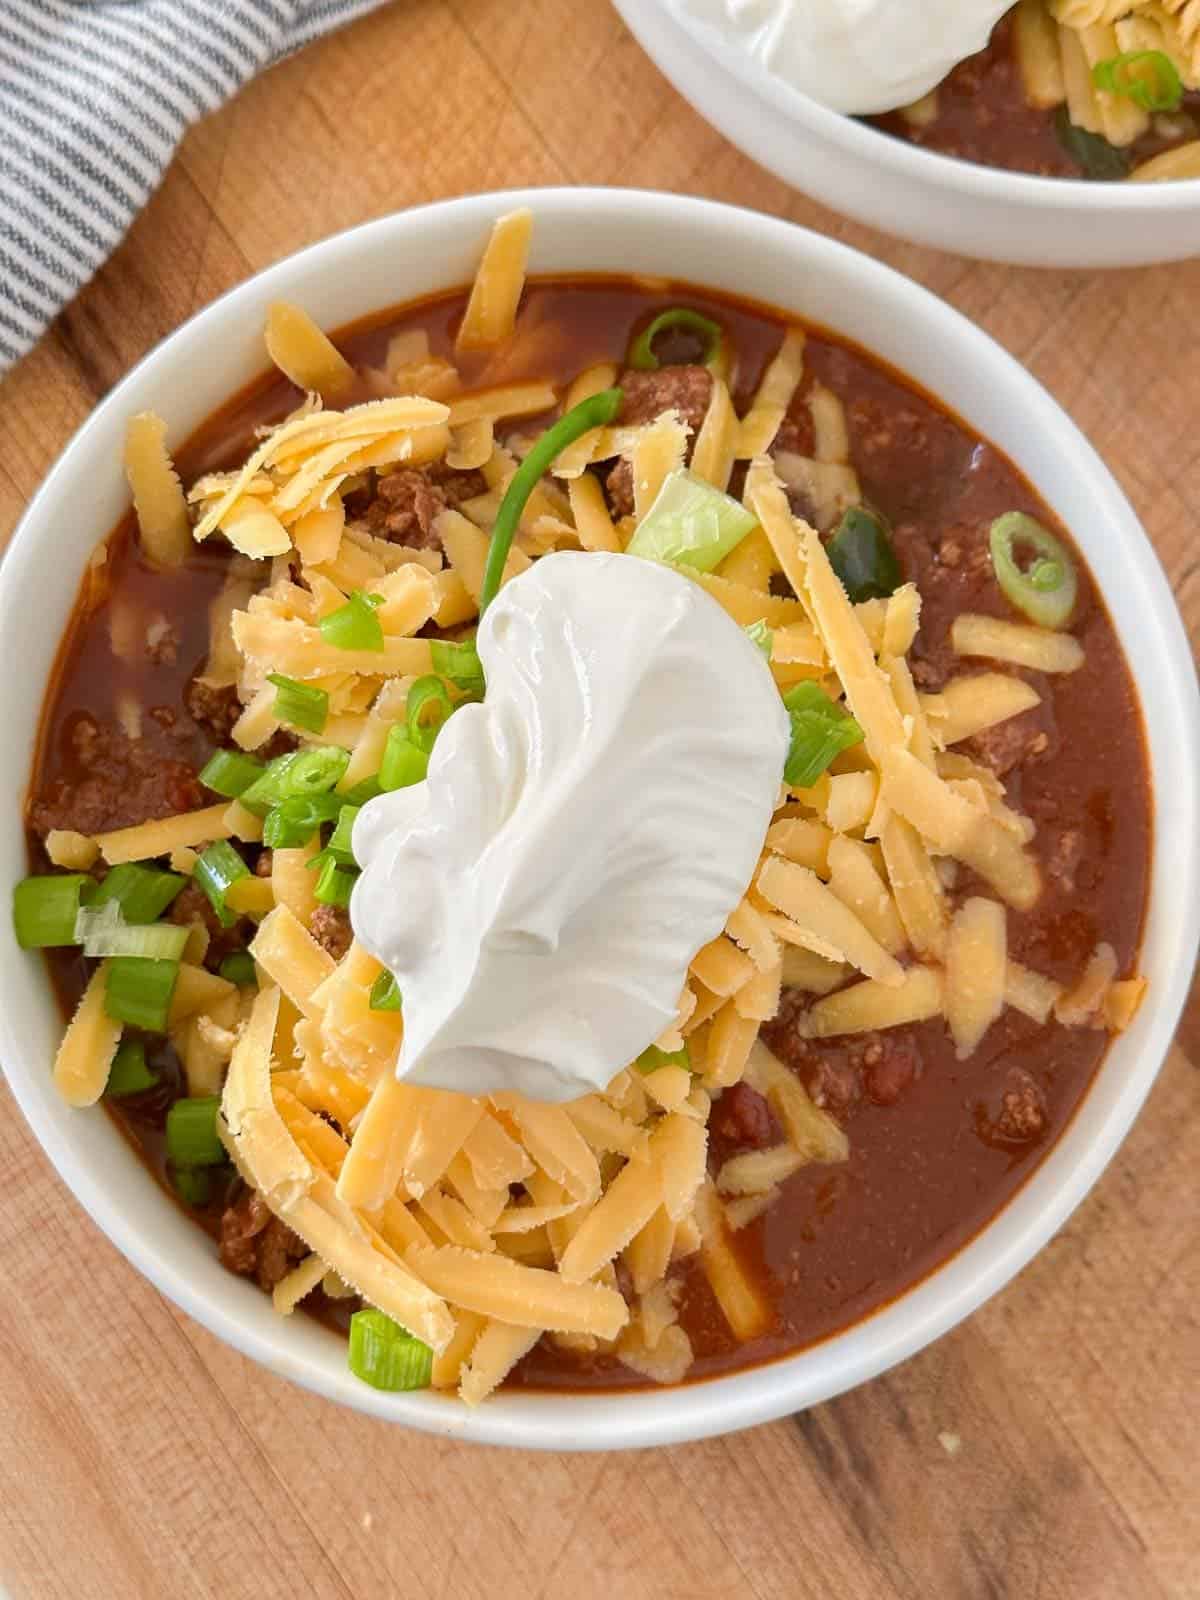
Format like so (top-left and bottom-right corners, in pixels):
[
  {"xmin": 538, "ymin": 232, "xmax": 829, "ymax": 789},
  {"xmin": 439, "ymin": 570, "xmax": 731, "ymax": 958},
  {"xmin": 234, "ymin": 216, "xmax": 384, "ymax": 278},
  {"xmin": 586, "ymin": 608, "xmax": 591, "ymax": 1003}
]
[{"xmin": 612, "ymin": 0, "xmax": 1200, "ymax": 268}]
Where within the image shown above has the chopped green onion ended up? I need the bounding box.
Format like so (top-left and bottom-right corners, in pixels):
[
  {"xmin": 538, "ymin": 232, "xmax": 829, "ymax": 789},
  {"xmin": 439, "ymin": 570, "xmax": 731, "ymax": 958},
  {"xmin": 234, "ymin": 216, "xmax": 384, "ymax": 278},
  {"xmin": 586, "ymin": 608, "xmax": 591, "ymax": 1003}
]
[
  {"xmin": 218, "ymin": 950, "xmax": 258, "ymax": 988},
  {"xmin": 744, "ymin": 619, "xmax": 773, "ymax": 660},
  {"xmin": 198, "ymin": 748, "xmax": 266, "ymax": 798},
  {"xmin": 341, "ymin": 777, "xmax": 382, "ymax": 807},
  {"xmin": 1054, "ymin": 106, "xmax": 1131, "ymax": 179},
  {"xmin": 636, "ymin": 1043, "xmax": 692, "ymax": 1074},
  {"xmin": 76, "ymin": 901, "xmax": 189, "ymax": 961},
  {"xmin": 91, "ymin": 862, "xmax": 186, "ymax": 924},
  {"xmin": 783, "ymin": 682, "xmax": 865, "ymax": 788},
  {"xmin": 1093, "ymin": 50, "xmax": 1182, "ymax": 112},
  {"xmin": 267, "ymin": 673, "xmax": 329, "ymax": 735},
  {"xmin": 627, "ymin": 308, "xmax": 723, "ymax": 373},
  {"xmin": 430, "ymin": 636, "xmax": 485, "ymax": 698},
  {"xmin": 319, "ymin": 591, "xmax": 385, "ymax": 654},
  {"xmin": 989, "ymin": 512, "xmax": 1078, "ymax": 630},
  {"xmin": 479, "ymin": 387, "xmax": 623, "ymax": 615},
  {"xmin": 13, "ymin": 873, "xmax": 91, "ymax": 948},
  {"xmin": 166, "ymin": 1094, "xmax": 225, "ymax": 1167},
  {"xmin": 172, "ymin": 1166, "xmax": 212, "ymax": 1207},
  {"xmin": 261, "ymin": 792, "xmax": 345, "ymax": 848},
  {"xmin": 626, "ymin": 467, "xmax": 757, "ymax": 572},
  {"xmin": 277, "ymin": 747, "xmax": 350, "ymax": 797},
  {"xmin": 314, "ymin": 857, "xmax": 357, "ymax": 909},
  {"xmin": 105, "ymin": 1037, "xmax": 157, "ymax": 1097},
  {"xmin": 369, "ymin": 971, "xmax": 402, "ymax": 1012},
  {"xmin": 194, "ymin": 840, "xmax": 250, "ymax": 929},
  {"xmin": 104, "ymin": 957, "xmax": 179, "ymax": 1033},
  {"xmin": 379, "ymin": 726, "xmax": 429, "ymax": 791},
  {"xmin": 826, "ymin": 507, "xmax": 901, "ymax": 603},
  {"xmin": 348, "ymin": 1308, "xmax": 433, "ymax": 1391},
  {"xmin": 245, "ymin": 746, "xmax": 351, "ymax": 816},
  {"xmin": 327, "ymin": 805, "xmax": 361, "ymax": 865},
  {"xmin": 406, "ymin": 675, "xmax": 454, "ymax": 755}
]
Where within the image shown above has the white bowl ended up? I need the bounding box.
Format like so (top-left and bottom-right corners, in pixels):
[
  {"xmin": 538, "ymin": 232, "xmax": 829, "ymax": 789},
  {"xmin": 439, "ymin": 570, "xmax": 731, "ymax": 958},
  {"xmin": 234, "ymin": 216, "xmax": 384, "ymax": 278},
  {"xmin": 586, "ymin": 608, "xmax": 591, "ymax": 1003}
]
[
  {"xmin": 2, "ymin": 188, "xmax": 1196, "ymax": 1450},
  {"xmin": 611, "ymin": 0, "xmax": 1200, "ymax": 268}
]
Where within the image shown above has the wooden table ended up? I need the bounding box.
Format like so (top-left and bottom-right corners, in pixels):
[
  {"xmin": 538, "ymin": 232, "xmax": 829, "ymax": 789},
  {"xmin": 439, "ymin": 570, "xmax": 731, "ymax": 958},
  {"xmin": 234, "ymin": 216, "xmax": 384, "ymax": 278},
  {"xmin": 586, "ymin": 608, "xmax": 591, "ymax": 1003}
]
[{"xmin": 1, "ymin": 4, "xmax": 1197, "ymax": 1596}]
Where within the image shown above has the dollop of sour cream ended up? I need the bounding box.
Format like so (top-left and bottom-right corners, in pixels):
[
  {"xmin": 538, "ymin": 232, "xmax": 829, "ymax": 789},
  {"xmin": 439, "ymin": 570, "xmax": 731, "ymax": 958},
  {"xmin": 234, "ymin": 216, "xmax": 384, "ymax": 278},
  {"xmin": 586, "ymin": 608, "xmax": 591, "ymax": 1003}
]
[
  {"xmin": 351, "ymin": 551, "xmax": 790, "ymax": 1102},
  {"xmin": 668, "ymin": 0, "xmax": 1012, "ymax": 114}
]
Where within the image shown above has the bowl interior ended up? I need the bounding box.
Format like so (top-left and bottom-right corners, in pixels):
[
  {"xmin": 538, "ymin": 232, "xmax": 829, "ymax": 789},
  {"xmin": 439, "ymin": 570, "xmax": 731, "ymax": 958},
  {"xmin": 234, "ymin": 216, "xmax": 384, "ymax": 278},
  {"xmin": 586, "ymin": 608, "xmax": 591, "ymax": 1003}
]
[{"xmin": 2, "ymin": 188, "xmax": 1196, "ymax": 1449}]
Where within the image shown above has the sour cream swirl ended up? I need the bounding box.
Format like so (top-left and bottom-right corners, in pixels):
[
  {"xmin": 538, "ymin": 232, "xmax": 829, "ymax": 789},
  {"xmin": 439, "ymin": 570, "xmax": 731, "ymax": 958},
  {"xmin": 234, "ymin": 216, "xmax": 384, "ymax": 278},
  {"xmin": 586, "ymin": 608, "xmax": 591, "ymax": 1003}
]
[
  {"xmin": 668, "ymin": 0, "xmax": 1012, "ymax": 115},
  {"xmin": 351, "ymin": 551, "xmax": 790, "ymax": 1101}
]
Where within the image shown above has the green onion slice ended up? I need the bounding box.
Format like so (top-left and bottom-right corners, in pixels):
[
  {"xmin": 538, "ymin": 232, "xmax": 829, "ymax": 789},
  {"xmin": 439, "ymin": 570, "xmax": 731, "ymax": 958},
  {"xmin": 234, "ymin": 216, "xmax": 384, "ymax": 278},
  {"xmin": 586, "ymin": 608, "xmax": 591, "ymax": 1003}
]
[
  {"xmin": 744, "ymin": 619, "xmax": 773, "ymax": 660},
  {"xmin": 327, "ymin": 805, "xmax": 361, "ymax": 865},
  {"xmin": 278, "ymin": 747, "xmax": 351, "ymax": 797},
  {"xmin": 406, "ymin": 676, "xmax": 454, "ymax": 754},
  {"xmin": 1093, "ymin": 50, "xmax": 1182, "ymax": 112},
  {"xmin": 267, "ymin": 673, "xmax": 329, "ymax": 735},
  {"xmin": 826, "ymin": 507, "xmax": 901, "ymax": 603},
  {"xmin": 194, "ymin": 840, "xmax": 250, "ymax": 929},
  {"xmin": 625, "ymin": 467, "xmax": 757, "ymax": 572},
  {"xmin": 13, "ymin": 873, "xmax": 91, "ymax": 948},
  {"xmin": 341, "ymin": 777, "xmax": 383, "ymax": 807},
  {"xmin": 104, "ymin": 956, "xmax": 179, "ymax": 1034},
  {"xmin": 198, "ymin": 749, "xmax": 266, "ymax": 799},
  {"xmin": 1054, "ymin": 105, "xmax": 1132, "ymax": 179},
  {"xmin": 479, "ymin": 387, "xmax": 623, "ymax": 615},
  {"xmin": 261, "ymin": 792, "xmax": 345, "ymax": 849},
  {"xmin": 106, "ymin": 1037, "xmax": 157, "ymax": 1097},
  {"xmin": 369, "ymin": 971, "xmax": 402, "ymax": 1012},
  {"xmin": 91, "ymin": 862, "xmax": 186, "ymax": 924},
  {"xmin": 76, "ymin": 901, "xmax": 190, "ymax": 961},
  {"xmin": 430, "ymin": 636, "xmax": 485, "ymax": 698},
  {"xmin": 314, "ymin": 857, "xmax": 357, "ymax": 909},
  {"xmin": 636, "ymin": 1043, "xmax": 692, "ymax": 1075},
  {"xmin": 379, "ymin": 726, "xmax": 430, "ymax": 791},
  {"xmin": 348, "ymin": 1308, "xmax": 433, "ymax": 1391},
  {"xmin": 627, "ymin": 308, "xmax": 723, "ymax": 373},
  {"xmin": 166, "ymin": 1094, "xmax": 225, "ymax": 1168},
  {"xmin": 172, "ymin": 1166, "xmax": 212, "ymax": 1207},
  {"xmin": 989, "ymin": 511, "xmax": 1078, "ymax": 630},
  {"xmin": 783, "ymin": 682, "xmax": 865, "ymax": 789},
  {"xmin": 318, "ymin": 591, "xmax": 385, "ymax": 654},
  {"xmin": 218, "ymin": 950, "xmax": 258, "ymax": 987}
]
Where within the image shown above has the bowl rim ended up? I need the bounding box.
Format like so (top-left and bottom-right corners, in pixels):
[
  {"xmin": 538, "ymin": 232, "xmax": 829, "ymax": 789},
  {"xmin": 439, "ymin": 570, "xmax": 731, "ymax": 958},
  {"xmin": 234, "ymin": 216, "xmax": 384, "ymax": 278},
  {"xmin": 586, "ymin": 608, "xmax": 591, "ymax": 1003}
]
[
  {"xmin": 2, "ymin": 185, "xmax": 1197, "ymax": 1450},
  {"xmin": 628, "ymin": 0, "xmax": 1200, "ymax": 208}
]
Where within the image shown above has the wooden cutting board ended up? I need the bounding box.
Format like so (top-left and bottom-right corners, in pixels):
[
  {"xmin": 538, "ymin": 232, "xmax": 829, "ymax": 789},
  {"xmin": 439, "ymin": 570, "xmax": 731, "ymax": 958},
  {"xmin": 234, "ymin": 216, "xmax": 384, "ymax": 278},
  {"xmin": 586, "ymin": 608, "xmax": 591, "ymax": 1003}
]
[{"xmin": 0, "ymin": 4, "xmax": 1196, "ymax": 1596}]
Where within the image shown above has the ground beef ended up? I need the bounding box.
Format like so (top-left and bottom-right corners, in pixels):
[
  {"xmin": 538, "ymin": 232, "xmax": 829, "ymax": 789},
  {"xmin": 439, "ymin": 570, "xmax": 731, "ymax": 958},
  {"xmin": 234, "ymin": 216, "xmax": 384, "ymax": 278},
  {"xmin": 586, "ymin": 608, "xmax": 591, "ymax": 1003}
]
[
  {"xmin": 309, "ymin": 904, "xmax": 352, "ymax": 961},
  {"xmin": 860, "ymin": 1033, "xmax": 921, "ymax": 1106},
  {"xmin": 254, "ymin": 849, "xmax": 274, "ymax": 877},
  {"xmin": 772, "ymin": 407, "xmax": 816, "ymax": 460},
  {"xmin": 976, "ymin": 1067, "xmax": 1048, "ymax": 1150},
  {"xmin": 604, "ymin": 365, "xmax": 714, "ymax": 517},
  {"xmin": 219, "ymin": 1186, "xmax": 307, "ymax": 1291},
  {"xmin": 364, "ymin": 461, "xmax": 487, "ymax": 548},
  {"xmin": 967, "ymin": 711, "xmax": 1053, "ymax": 779},
  {"xmin": 185, "ymin": 677, "xmax": 241, "ymax": 744},
  {"xmin": 762, "ymin": 998, "xmax": 925, "ymax": 1121},
  {"xmin": 29, "ymin": 715, "xmax": 203, "ymax": 839},
  {"xmin": 169, "ymin": 881, "xmax": 249, "ymax": 968},
  {"xmin": 711, "ymin": 1083, "xmax": 775, "ymax": 1151}
]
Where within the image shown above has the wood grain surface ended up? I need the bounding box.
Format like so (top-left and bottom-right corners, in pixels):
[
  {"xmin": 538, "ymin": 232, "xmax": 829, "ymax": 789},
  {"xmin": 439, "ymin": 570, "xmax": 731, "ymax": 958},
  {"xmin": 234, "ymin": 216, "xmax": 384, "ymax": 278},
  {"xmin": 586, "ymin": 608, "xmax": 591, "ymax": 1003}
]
[{"xmin": 1, "ymin": 4, "xmax": 1197, "ymax": 1596}]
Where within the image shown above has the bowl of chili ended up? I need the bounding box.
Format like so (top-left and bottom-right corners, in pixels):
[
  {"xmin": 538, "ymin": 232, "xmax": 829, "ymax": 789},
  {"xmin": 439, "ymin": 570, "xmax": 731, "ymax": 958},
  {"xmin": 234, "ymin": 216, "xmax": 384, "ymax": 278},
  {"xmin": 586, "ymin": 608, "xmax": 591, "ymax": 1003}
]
[{"xmin": 1, "ymin": 188, "xmax": 1196, "ymax": 1447}]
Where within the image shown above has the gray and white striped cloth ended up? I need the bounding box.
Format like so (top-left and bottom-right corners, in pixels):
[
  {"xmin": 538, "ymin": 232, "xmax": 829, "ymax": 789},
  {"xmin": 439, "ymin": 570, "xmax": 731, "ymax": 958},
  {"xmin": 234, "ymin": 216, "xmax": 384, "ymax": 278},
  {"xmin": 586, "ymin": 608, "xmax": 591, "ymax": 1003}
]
[{"xmin": 0, "ymin": 0, "xmax": 388, "ymax": 375}]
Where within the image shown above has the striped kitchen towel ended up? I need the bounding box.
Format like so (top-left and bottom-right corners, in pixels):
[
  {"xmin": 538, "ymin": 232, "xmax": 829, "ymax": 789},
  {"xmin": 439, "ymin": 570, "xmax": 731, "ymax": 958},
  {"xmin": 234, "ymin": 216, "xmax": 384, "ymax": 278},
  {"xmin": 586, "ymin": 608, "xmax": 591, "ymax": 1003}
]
[{"xmin": 0, "ymin": 0, "xmax": 389, "ymax": 375}]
